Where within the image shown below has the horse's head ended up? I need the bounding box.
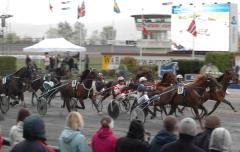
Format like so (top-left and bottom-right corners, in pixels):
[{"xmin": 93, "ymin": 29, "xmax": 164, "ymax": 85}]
[
  {"xmin": 206, "ymin": 75, "xmax": 222, "ymax": 89},
  {"xmin": 86, "ymin": 70, "xmax": 97, "ymax": 81},
  {"xmin": 161, "ymin": 72, "xmax": 177, "ymax": 85},
  {"xmin": 225, "ymin": 69, "xmax": 238, "ymax": 83}
]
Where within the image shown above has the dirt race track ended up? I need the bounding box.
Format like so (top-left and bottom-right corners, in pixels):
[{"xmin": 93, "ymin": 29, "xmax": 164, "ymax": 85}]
[{"xmin": 1, "ymin": 89, "xmax": 240, "ymax": 152}]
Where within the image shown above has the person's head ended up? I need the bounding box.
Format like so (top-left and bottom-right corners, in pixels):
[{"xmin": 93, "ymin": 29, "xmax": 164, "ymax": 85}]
[
  {"xmin": 117, "ymin": 76, "xmax": 125, "ymax": 85},
  {"xmin": 16, "ymin": 108, "xmax": 30, "ymax": 123},
  {"xmin": 44, "ymin": 52, "xmax": 49, "ymax": 57},
  {"xmin": 176, "ymin": 74, "xmax": 183, "ymax": 82},
  {"xmin": 209, "ymin": 127, "xmax": 232, "ymax": 152},
  {"xmin": 127, "ymin": 119, "xmax": 144, "ymax": 140},
  {"xmin": 179, "ymin": 117, "xmax": 197, "ymax": 136},
  {"xmin": 139, "ymin": 77, "xmax": 147, "ymax": 83},
  {"xmin": 66, "ymin": 112, "xmax": 84, "ymax": 130},
  {"xmin": 205, "ymin": 116, "xmax": 221, "ymax": 130},
  {"xmin": 98, "ymin": 73, "xmax": 104, "ymax": 80},
  {"xmin": 23, "ymin": 115, "xmax": 46, "ymax": 141},
  {"xmin": 100, "ymin": 116, "xmax": 114, "ymax": 129},
  {"xmin": 163, "ymin": 116, "xmax": 178, "ymax": 132}
]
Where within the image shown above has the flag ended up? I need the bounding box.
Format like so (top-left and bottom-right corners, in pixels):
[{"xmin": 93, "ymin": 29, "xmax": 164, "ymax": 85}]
[
  {"xmin": 61, "ymin": 0, "xmax": 71, "ymax": 10},
  {"xmin": 49, "ymin": 0, "xmax": 53, "ymax": 12},
  {"xmin": 78, "ymin": 1, "xmax": 85, "ymax": 19},
  {"xmin": 114, "ymin": 0, "xmax": 120, "ymax": 13},
  {"xmin": 187, "ymin": 19, "xmax": 197, "ymax": 37},
  {"xmin": 142, "ymin": 15, "xmax": 149, "ymax": 36}
]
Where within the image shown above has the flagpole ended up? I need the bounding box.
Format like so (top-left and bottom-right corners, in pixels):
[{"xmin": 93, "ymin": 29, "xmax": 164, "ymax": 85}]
[
  {"xmin": 140, "ymin": 8, "xmax": 144, "ymax": 65},
  {"xmin": 192, "ymin": 5, "xmax": 196, "ymax": 59}
]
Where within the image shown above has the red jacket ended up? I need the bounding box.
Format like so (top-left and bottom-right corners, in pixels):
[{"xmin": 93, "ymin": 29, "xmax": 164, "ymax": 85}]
[{"xmin": 91, "ymin": 128, "xmax": 117, "ymax": 152}]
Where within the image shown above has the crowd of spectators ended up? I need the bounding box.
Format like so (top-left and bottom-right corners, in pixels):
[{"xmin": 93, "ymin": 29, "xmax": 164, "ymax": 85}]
[{"xmin": 0, "ymin": 108, "xmax": 233, "ymax": 152}]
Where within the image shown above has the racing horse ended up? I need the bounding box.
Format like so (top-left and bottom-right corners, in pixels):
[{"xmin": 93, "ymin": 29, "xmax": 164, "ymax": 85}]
[
  {"xmin": 3, "ymin": 66, "xmax": 34, "ymax": 107},
  {"xmin": 203, "ymin": 70, "xmax": 238, "ymax": 115},
  {"xmin": 168, "ymin": 75, "xmax": 220, "ymax": 128},
  {"xmin": 52, "ymin": 63, "xmax": 70, "ymax": 81},
  {"xmin": 60, "ymin": 69, "xmax": 100, "ymax": 113}
]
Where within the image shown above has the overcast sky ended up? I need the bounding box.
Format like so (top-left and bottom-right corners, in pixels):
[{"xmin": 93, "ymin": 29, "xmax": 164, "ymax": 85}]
[
  {"xmin": 1, "ymin": 0, "xmax": 239, "ymax": 25},
  {"xmin": 0, "ymin": 0, "xmax": 240, "ymax": 39}
]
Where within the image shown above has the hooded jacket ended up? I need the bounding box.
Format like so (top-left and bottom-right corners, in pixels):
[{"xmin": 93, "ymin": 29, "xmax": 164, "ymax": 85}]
[
  {"xmin": 115, "ymin": 120, "xmax": 149, "ymax": 152},
  {"xmin": 91, "ymin": 128, "xmax": 117, "ymax": 152},
  {"xmin": 150, "ymin": 129, "xmax": 177, "ymax": 152},
  {"xmin": 9, "ymin": 121, "xmax": 24, "ymax": 146},
  {"xmin": 160, "ymin": 134, "xmax": 205, "ymax": 152},
  {"xmin": 58, "ymin": 127, "xmax": 90, "ymax": 152}
]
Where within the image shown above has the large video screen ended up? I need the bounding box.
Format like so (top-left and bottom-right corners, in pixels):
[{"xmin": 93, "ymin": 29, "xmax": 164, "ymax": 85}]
[{"xmin": 171, "ymin": 3, "xmax": 230, "ymax": 51}]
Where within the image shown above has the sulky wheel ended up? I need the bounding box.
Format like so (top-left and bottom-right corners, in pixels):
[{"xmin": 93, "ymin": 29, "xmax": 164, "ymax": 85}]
[
  {"xmin": 107, "ymin": 100, "xmax": 120, "ymax": 119},
  {"xmin": 130, "ymin": 107, "xmax": 146, "ymax": 123},
  {"xmin": 37, "ymin": 97, "xmax": 48, "ymax": 116},
  {"xmin": 0, "ymin": 95, "xmax": 10, "ymax": 114}
]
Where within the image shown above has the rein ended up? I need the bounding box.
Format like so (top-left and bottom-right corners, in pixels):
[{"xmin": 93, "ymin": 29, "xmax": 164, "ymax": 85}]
[{"xmin": 81, "ymin": 79, "xmax": 94, "ymax": 98}]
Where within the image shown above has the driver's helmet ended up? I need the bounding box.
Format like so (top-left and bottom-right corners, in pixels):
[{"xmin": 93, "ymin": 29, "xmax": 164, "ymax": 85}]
[
  {"xmin": 98, "ymin": 73, "xmax": 103, "ymax": 77},
  {"xmin": 139, "ymin": 77, "xmax": 147, "ymax": 83},
  {"xmin": 44, "ymin": 74, "xmax": 51, "ymax": 80},
  {"xmin": 176, "ymin": 74, "xmax": 183, "ymax": 81},
  {"xmin": 117, "ymin": 76, "xmax": 125, "ymax": 82}
]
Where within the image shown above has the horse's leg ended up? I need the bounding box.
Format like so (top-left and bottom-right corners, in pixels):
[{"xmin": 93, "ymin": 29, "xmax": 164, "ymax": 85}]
[
  {"xmin": 20, "ymin": 93, "xmax": 26, "ymax": 108},
  {"xmin": 31, "ymin": 92, "xmax": 36, "ymax": 106},
  {"xmin": 193, "ymin": 106, "xmax": 203, "ymax": 129},
  {"xmin": 78, "ymin": 99, "xmax": 85, "ymax": 109},
  {"xmin": 91, "ymin": 97, "xmax": 100, "ymax": 113},
  {"xmin": 223, "ymin": 99, "xmax": 237, "ymax": 112},
  {"xmin": 208, "ymin": 101, "xmax": 221, "ymax": 115},
  {"xmin": 168, "ymin": 105, "xmax": 177, "ymax": 115},
  {"xmin": 150, "ymin": 106, "xmax": 157, "ymax": 119},
  {"xmin": 198, "ymin": 104, "xmax": 208, "ymax": 118}
]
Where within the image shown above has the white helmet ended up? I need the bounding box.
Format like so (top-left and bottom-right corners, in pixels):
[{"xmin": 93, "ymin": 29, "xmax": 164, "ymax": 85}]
[
  {"xmin": 117, "ymin": 76, "xmax": 125, "ymax": 81},
  {"xmin": 98, "ymin": 73, "xmax": 103, "ymax": 76},
  {"xmin": 139, "ymin": 77, "xmax": 147, "ymax": 82},
  {"xmin": 177, "ymin": 74, "xmax": 183, "ymax": 79}
]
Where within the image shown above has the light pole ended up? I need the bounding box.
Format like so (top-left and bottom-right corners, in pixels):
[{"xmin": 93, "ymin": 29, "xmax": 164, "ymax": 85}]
[{"xmin": 0, "ymin": 14, "xmax": 13, "ymax": 54}]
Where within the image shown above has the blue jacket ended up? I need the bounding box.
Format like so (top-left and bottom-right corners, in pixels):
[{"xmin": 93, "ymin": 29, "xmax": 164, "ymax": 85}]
[
  {"xmin": 58, "ymin": 127, "xmax": 90, "ymax": 152},
  {"xmin": 150, "ymin": 129, "xmax": 177, "ymax": 152}
]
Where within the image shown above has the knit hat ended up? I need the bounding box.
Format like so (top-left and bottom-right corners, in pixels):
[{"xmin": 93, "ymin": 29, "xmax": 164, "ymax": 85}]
[
  {"xmin": 127, "ymin": 120, "xmax": 144, "ymax": 140},
  {"xmin": 179, "ymin": 118, "xmax": 197, "ymax": 136},
  {"xmin": 209, "ymin": 127, "xmax": 232, "ymax": 152},
  {"xmin": 23, "ymin": 115, "xmax": 46, "ymax": 140}
]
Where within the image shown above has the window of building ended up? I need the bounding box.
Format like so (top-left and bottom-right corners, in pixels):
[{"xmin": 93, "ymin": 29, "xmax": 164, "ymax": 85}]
[{"xmin": 115, "ymin": 56, "xmax": 120, "ymax": 64}]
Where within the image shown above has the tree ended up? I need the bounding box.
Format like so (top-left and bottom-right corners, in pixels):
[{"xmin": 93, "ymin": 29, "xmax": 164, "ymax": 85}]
[
  {"xmin": 100, "ymin": 26, "xmax": 116, "ymax": 45},
  {"xmin": 88, "ymin": 30, "xmax": 101, "ymax": 45},
  {"xmin": 120, "ymin": 57, "xmax": 139, "ymax": 74},
  {"xmin": 71, "ymin": 22, "xmax": 87, "ymax": 45},
  {"xmin": 5, "ymin": 32, "xmax": 20, "ymax": 44},
  {"xmin": 46, "ymin": 27, "xmax": 58, "ymax": 38},
  {"xmin": 57, "ymin": 21, "xmax": 73, "ymax": 41}
]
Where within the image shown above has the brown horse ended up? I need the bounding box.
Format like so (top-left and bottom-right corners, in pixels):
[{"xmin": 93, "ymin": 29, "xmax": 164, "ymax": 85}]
[
  {"xmin": 168, "ymin": 75, "xmax": 219, "ymax": 127},
  {"xmin": 60, "ymin": 69, "xmax": 100, "ymax": 113},
  {"xmin": 203, "ymin": 70, "xmax": 238, "ymax": 115},
  {"xmin": 3, "ymin": 66, "xmax": 34, "ymax": 106}
]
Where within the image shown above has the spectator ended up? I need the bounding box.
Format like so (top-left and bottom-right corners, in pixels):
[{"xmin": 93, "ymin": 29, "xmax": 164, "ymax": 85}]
[
  {"xmin": 43, "ymin": 52, "xmax": 50, "ymax": 71},
  {"xmin": 9, "ymin": 108, "xmax": 31, "ymax": 146},
  {"xmin": 11, "ymin": 115, "xmax": 55, "ymax": 152},
  {"xmin": 91, "ymin": 116, "xmax": 117, "ymax": 152},
  {"xmin": 160, "ymin": 117, "xmax": 205, "ymax": 152},
  {"xmin": 58, "ymin": 112, "xmax": 90, "ymax": 152},
  {"xmin": 115, "ymin": 119, "xmax": 149, "ymax": 152},
  {"xmin": 209, "ymin": 128, "xmax": 232, "ymax": 152},
  {"xmin": 150, "ymin": 116, "xmax": 178, "ymax": 152},
  {"xmin": 194, "ymin": 116, "xmax": 220, "ymax": 151},
  {"xmin": 25, "ymin": 55, "xmax": 32, "ymax": 67}
]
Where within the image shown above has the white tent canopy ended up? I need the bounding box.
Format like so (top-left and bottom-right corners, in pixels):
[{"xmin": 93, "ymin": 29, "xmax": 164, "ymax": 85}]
[{"xmin": 23, "ymin": 38, "xmax": 86, "ymax": 53}]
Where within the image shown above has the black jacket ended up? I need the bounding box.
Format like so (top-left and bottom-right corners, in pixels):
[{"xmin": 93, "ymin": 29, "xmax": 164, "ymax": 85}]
[
  {"xmin": 194, "ymin": 129, "xmax": 213, "ymax": 152},
  {"xmin": 116, "ymin": 137, "xmax": 149, "ymax": 152},
  {"xmin": 10, "ymin": 140, "xmax": 49, "ymax": 152},
  {"xmin": 160, "ymin": 134, "xmax": 206, "ymax": 152}
]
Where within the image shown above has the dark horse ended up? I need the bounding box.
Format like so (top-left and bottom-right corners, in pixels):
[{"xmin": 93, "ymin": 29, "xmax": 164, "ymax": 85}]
[
  {"xmin": 3, "ymin": 66, "xmax": 34, "ymax": 106},
  {"xmin": 203, "ymin": 70, "xmax": 238, "ymax": 115},
  {"xmin": 60, "ymin": 69, "xmax": 100, "ymax": 113},
  {"xmin": 52, "ymin": 63, "xmax": 70, "ymax": 81}
]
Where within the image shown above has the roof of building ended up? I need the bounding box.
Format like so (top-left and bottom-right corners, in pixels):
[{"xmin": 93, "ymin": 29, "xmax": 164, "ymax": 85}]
[{"xmin": 131, "ymin": 14, "xmax": 171, "ymax": 18}]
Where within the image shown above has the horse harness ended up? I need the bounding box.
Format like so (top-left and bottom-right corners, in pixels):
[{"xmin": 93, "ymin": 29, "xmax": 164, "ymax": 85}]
[{"xmin": 72, "ymin": 80, "xmax": 93, "ymax": 98}]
